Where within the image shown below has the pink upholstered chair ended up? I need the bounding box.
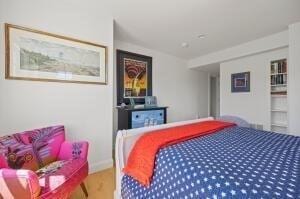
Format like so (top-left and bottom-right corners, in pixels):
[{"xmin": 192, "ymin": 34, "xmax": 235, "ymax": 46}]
[{"xmin": 0, "ymin": 125, "xmax": 89, "ymax": 199}]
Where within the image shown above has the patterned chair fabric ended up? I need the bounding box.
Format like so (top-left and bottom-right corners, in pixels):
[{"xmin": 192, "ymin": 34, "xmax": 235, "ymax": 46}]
[{"xmin": 0, "ymin": 125, "xmax": 89, "ymax": 199}]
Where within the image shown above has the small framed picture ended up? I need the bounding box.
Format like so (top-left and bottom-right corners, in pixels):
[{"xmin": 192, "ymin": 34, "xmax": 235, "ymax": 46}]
[
  {"xmin": 145, "ymin": 96, "xmax": 157, "ymax": 107},
  {"xmin": 231, "ymin": 72, "xmax": 250, "ymax": 92}
]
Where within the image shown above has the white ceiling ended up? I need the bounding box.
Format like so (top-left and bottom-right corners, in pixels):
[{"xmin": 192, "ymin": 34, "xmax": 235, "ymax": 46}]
[{"xmin": 111, "ymin": 0, "xmax": 300, "ymax": 60}]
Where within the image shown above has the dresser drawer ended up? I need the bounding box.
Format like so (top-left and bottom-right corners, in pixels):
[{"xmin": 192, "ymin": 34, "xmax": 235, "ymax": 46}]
[
  {"xmin": 117, "ymin": 106, "xmax": 167, "ymax": 130},
  {"xmin": 131, "ymin": 109, "xmax": 165, "ymax": 129}
]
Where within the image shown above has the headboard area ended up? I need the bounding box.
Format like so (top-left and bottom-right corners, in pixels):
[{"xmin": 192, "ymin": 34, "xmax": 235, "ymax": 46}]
[{"xmin": 114, "ymin": 117, "xmax": 214, "ymax": 198}]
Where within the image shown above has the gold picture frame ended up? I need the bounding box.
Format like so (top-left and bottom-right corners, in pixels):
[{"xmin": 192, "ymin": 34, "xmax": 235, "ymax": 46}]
[{"xmin": 5, "ymin": 23, "xmax": 108, "ymax": 85}]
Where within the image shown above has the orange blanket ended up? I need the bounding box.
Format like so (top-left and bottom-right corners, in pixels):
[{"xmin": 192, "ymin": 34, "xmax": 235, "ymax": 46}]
[{"xmin": 123, "ymin": 120, "xmax": 235, "ymax": 186}]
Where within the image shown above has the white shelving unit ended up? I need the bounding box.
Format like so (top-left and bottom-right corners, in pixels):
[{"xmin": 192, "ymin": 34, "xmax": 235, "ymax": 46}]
[
  {"xmin": 271, "ymin": 109, "xmax": 287, "ymax": 112},
  {"xmin": 270, "ymin": 59, "xmax": 288, "ymax": 134}
]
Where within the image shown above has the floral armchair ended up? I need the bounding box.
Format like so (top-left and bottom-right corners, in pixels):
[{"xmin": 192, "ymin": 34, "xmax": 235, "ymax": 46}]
[{"xmin": 0, "ymin": 125, "xmax": 89, "ymax": 199}]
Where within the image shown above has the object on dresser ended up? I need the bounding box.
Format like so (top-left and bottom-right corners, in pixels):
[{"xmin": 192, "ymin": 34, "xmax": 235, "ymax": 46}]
[
  {"xmin": 117, "ymin": 106, "xmax": 168, "ymax": 130},
  {"xmin": 129, "ymin": 97, "xmax": 135, "ymax": 106},
  {"xmin": 144, "ymin": 96, "xmax": 157, "ymax": 107},
  {"xmin": 127, "ymin": 97, "xmax": 146, "ymax": 109}
]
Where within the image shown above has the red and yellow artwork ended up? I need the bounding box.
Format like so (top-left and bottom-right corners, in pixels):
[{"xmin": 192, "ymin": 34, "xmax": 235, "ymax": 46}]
[{"xmin": 124, "ymin": 58, "xmax": 147, "ymax": 97}]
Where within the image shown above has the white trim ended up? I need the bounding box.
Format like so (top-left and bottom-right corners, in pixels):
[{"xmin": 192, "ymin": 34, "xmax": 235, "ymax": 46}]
[
  {"xmin": 114, "ymin": 190, "xmax": 119, "ymax": 199},
  {"xmin": 89, "ymin": 159, "xmax": 114, "ymax": 174},
  {"xmin": 271, "ymin": 123, "xmax": 288, "ymax": 128},
  {"xmin": 271, "ymin": 109, "xmax": 287, "ymax": 112},
  {"xmin": 271, "ymin": 95, "xmax": 287, "ymax": 98}
]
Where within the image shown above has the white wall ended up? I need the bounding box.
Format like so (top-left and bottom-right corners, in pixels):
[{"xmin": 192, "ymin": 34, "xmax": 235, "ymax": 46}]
[
  {"xmin": 220, "ymin": 48, "xmax": 288, "ymax": 130},
  {"xmin": 288, "ymin": 22, "xmax": 300, "ymax": 136},
  {"xmin": 114, "ymin": 40, "xmax": 209, "ymax": 132},
  {"xmin": 0, "ymin": 0, "xmax": 114, "ymax": 173}
]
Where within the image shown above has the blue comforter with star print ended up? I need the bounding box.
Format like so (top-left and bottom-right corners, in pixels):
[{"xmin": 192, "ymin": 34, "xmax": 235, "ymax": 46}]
[{"xmin": 121, "ymin": 126, "xmax": 300, "ymax": 199}]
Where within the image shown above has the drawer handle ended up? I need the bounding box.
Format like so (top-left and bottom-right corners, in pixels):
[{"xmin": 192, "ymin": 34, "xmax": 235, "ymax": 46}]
[{"xmin": 135, "ymin": 115, "xmax": 139, "ymax": 118}]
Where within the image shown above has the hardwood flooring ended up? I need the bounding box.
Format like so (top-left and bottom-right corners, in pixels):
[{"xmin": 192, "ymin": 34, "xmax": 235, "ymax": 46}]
[{"xmin": 70, "ymin": 167, "xmax": 115, "ymax": 199}]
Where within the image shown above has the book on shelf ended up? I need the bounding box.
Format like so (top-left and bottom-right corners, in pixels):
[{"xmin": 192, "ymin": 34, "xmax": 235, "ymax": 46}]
[
  {"xmin": 278, "ymin": 75, "xmax": 283, "ymax": 85},
  {"xmin": 283, "ymin": 74, "xmax": 287, "ymax": 84},
  {"xmin": 271, "ymin": 60, "xmax": 287, "ymax": 74},
  {"xmin": 271, "ymin": 75, "xmax": 287, "ymax": 85},
  {"xmin": 271, "ymin": 75, "xmax": 277, "ymax": 85},
  {"xmin": 282, "ymin": 60, "xmax": 287, "ymax": 73},
  {"xmin": 271, "ymin": 91, "xmax": 287, "ymax": 95},
  {"xmin": 271, "ymin": 62, "xmax": 277, "ymax": 74}
]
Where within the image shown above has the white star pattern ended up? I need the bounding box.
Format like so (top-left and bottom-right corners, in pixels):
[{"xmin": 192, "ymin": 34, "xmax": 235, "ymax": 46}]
[{"xmin": 122, "ymin": 126, "xmax": 300, "ymax": 198}]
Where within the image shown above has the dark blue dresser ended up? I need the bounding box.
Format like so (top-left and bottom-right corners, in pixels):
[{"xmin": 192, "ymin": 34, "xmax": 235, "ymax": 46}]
[{"xmin": 117, "ymin": 106, "xmax": 168, "ymax": 130}]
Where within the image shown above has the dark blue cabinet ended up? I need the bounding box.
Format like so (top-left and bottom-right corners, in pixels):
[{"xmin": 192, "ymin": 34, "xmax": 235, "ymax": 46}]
[{"xmin": 117, "ymin": 106, "xmax": 167, "ymax": 130}]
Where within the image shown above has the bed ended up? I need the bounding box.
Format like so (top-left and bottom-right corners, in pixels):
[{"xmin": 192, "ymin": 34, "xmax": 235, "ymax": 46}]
[{"xmin": 115, "ymin": 117, "xmax": 300, "ymax": 199}]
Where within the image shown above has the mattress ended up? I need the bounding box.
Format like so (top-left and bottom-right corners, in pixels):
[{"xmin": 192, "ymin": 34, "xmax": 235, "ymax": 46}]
[{"xmin": 121, "ymin": 126, "xmax": 300, "ymax": 198}]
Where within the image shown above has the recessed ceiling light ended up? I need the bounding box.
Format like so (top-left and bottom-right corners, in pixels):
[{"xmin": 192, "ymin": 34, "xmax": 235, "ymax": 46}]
[
  {"xmin": 197, "ymin": 34, "xmax": 206, "ymax": 39},
  {"xmin": 181, "ymin": 42, "xmax": 189, "ymax": 48}
]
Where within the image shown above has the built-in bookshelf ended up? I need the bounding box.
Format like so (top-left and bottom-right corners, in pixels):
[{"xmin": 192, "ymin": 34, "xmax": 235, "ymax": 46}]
[
  {"xmin": 270, "ymin": 59, "xmax": 287, "ymax": 95},
  {"xmin": 270, "ymin": 59, "xmax": 288, "ymax": 134}
]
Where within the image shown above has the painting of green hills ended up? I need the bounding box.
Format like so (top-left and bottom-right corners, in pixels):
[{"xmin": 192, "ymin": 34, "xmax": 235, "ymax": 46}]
[{"xmin": 19, "ymin": 37, "xmax": 100, "ymax": 77}]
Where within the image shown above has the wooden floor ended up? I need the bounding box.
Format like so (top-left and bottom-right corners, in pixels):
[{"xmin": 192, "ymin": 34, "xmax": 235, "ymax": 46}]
[{"xmin": 70, "ymin": 167, "xmax": 115, "ymax": 199}]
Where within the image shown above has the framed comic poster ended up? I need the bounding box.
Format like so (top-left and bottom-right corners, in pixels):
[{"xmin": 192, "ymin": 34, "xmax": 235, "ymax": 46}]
[
  {"xmin": 231, "ymin": 72, "xmax": 250, "ymax": 92},
  {"xmin": 117, "ymin": 50, "xmax": 152, "ymax": 104},
  {"xmin": 5, "ymin": 23, "xmax": 107, "ymax": 84}
]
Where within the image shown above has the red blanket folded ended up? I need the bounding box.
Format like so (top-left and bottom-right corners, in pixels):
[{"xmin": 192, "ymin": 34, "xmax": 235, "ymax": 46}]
[{"xmin": 123, "ymin": 120, "xmax": 235, "ymax": 186}]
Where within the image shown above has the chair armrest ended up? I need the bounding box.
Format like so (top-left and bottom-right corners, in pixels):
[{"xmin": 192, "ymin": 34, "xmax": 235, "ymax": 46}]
[
  {"xmin": 58, "ymin": 141, "xmax": 89, "ymax": 161},
  {"xmin": 0, "ymin": 168, "xmax": 40, "ymax": 199}
]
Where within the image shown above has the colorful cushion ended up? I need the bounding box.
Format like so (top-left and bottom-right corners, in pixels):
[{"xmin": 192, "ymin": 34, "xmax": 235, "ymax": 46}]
[
  {"xmin": 37, "ymin": 159, "xmax": 88, "ymax": 198},
  {"xmin": 17, "ymin": 125, "xmax": 65, "ymax": 167},
  {"xmin": 0, "ymin": 126, "xmax": 89, "ymax": 199},
  {"xmin": 58, "ymin": 141, "xmax": 89, "ymax": 160},
  {"xmin": 0, "ymin": 135, "xmax": 40, "ymax": 170},
  {"xmin": 0, "ymin": 125, "xmax": 65, "ymax": 171}
]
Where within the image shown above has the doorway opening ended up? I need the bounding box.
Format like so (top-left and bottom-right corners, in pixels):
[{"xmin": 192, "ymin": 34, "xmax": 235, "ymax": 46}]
[{"xmin": 209, "ymin": 75, "xmax": 220, "ymax": 118}]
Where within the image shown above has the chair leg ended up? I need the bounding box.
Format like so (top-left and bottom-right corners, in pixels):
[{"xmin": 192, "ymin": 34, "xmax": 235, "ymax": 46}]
[{"xmin": 80, "ymin": 182, "xmax": 88, "ymax": 198}]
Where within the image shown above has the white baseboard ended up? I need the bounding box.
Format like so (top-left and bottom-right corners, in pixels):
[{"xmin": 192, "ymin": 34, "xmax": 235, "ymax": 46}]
[
  {"xmin": 114, "ymin": 190, "xmax": 120, "ymax": 199},
  {"xmin": 89, "ymin": 159, "xmax": 114, "ymax": 174}
]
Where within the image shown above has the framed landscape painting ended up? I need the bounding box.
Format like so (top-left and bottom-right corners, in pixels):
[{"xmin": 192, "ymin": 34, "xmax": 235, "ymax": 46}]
[
  {"xmin": 116, "ymin": 50, "xmax": 152, "ymax": 105},
  {"xmin": 231, "ymin": 71, "xmax": 250, "ymax": 92},
  {"xmin": 5, "ymin": 23, "xmax": 107, "ymax": 84}
]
